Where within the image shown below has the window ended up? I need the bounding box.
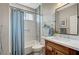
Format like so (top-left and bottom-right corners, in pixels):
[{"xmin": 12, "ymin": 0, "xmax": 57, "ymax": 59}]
[{"xmin": 24, "ymin": 12, "xmax": 33, "ymax": 21}]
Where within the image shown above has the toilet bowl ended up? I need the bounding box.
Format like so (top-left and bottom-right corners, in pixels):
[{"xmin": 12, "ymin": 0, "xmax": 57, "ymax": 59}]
[{"xmin": 32, "ymin": 44, "xmax": 44, "ymax": 55}]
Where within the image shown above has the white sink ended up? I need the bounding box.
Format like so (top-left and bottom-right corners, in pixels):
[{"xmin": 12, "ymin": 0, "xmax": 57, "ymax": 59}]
[{"xmin": 52, "ymin": 37, "xmax": 70, "ymax": 42}]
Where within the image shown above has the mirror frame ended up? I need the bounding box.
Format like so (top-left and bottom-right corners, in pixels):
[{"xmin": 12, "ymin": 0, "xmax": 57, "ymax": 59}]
[{"xmin": 55, "ymin": 3, "xmax": 78, "ymax": 36}]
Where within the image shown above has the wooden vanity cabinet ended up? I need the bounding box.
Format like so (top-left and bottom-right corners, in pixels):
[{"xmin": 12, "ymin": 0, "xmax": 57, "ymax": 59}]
[{"xmin": 45, "ymin": 40, "xmax": 79, "ymax": 55}]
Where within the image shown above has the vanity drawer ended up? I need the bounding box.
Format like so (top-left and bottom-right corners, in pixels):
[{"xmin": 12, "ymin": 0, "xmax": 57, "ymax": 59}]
[
  {"xmin": 46, "ymin": 40, "xmax": 69, "ymax": 54},
  {"xmin": 55, "ymin": 50, "xmax": 65, "ymax": 55}
]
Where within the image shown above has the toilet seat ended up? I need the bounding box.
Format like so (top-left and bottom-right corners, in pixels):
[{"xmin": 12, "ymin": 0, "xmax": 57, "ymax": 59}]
[{"xmin": 32, "ymin": 44, "xmax": 44, "ymax": 52}]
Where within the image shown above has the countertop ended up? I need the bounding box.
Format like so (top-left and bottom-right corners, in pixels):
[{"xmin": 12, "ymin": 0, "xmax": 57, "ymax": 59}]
[{"xmin": 42, "ymin": 36, "xmax": 79, "ymax": 51}]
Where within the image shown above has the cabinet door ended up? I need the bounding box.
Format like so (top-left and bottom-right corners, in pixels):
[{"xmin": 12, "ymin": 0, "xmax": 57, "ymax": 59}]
[
  {"xmin": 52, "ymin": 48, "xmax": 55, "ymax": 55},
  {"xmin": 55, "ymin": 50, "xmax": 65, "ymax": 55},
  {"xmin": 46, "ymin": 46, "xmax": 53, "ymax": 55}
]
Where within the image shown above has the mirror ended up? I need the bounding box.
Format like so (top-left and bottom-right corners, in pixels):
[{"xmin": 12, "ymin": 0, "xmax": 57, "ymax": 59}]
[{"xmin": 55, "ymin": 3, "xmax": 78, "ymax": 35}]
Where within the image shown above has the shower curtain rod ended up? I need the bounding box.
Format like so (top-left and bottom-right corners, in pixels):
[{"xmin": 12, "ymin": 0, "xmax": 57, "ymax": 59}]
[{"xmin": 9, "ymin": 6, "xmax": 39, "ymax": 14}]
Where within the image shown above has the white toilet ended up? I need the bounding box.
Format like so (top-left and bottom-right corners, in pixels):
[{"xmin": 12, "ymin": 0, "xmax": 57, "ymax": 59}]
[{"xmin": 32, "ymin": 40, "xmax": 44, "ymax": 55}]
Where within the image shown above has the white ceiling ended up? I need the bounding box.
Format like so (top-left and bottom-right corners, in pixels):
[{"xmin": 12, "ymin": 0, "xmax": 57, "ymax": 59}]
[{"xmin": 19, "ymin": 3, "xmax": 41, "ymax": 9}]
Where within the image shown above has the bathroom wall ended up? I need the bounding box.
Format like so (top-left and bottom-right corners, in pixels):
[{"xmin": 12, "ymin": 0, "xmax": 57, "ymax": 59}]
[
  {"xmin": 42, "ymin": 3, "xmax": 56, "ymax": 30},
  {"xmin": 0, "ymin": 3, "xmax": 9, "ymax": 54},
  {"xmin": 40, "ymin": 3, "xmax": 57, "ymax": 45}
]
